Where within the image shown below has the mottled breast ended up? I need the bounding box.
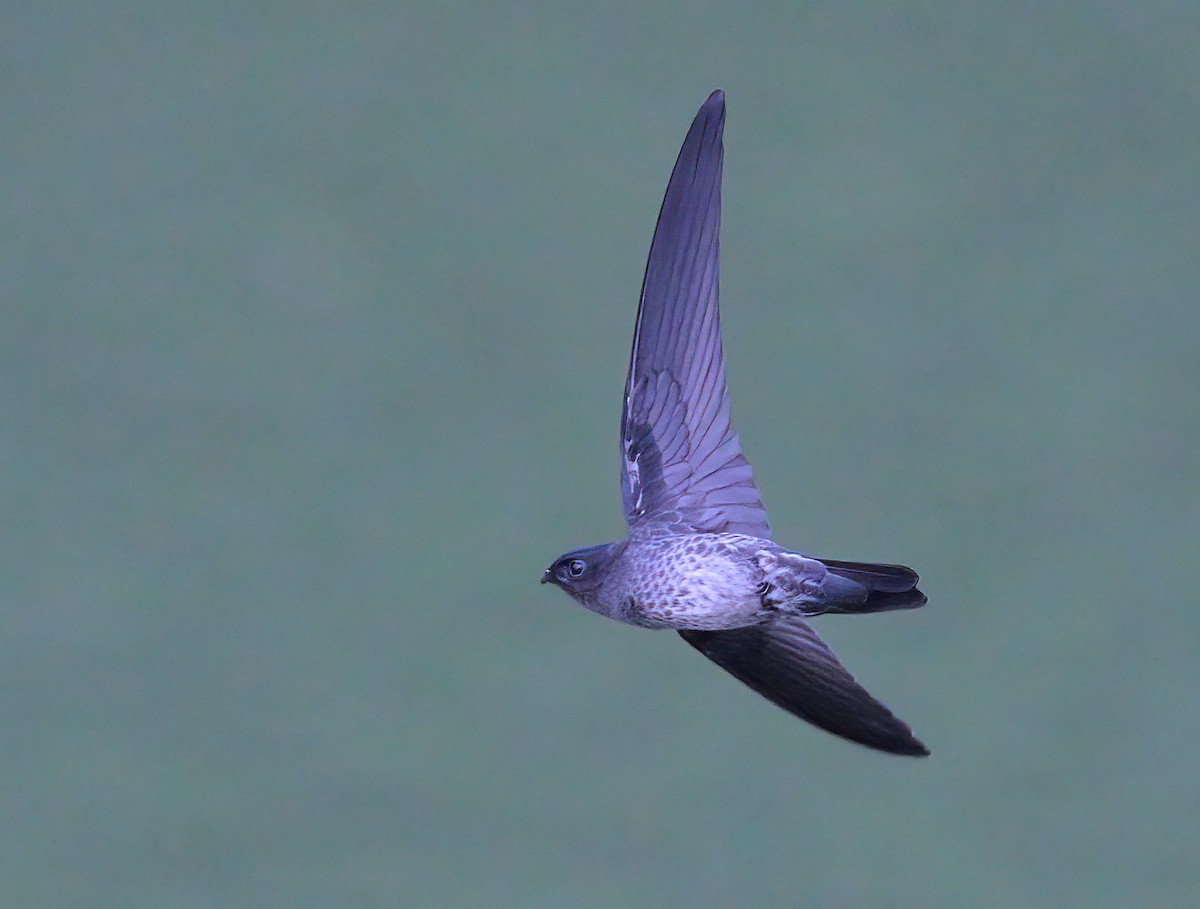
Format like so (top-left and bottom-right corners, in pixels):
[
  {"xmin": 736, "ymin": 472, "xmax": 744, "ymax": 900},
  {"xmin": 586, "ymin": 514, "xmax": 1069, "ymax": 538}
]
[{"xmin": 616, "ymin": 532, "xmax": 771, "ymax": 630}]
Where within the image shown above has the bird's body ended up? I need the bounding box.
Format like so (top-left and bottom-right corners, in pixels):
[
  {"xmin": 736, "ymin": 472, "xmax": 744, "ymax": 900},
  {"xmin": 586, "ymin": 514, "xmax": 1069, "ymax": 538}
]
[
  {"xmin": 589, "ymin": 531, "xmax": 771, "ymax": 630},
  {"xmin": 580, "ymin": 531, "xmax": 914, "ymax": 631},
  {"xmin": 542, "ymin": 91, "xmax": 930, "ymax": 756}
]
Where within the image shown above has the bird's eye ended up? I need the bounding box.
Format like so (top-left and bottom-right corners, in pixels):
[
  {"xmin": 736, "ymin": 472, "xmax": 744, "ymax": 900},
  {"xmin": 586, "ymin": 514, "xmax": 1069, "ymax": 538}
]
[{"xmin": 568, "ymin": 559, "xmax": 586, "ymax": 578}]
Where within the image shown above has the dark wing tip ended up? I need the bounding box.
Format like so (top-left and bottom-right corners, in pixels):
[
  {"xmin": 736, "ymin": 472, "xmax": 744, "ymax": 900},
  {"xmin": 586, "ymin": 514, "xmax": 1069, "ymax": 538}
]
[
  {"xmin": 699, "ymin": 90, "xmax": 725, "ymax": 134},
  {"xmin": 899, "ymin": 737, "xmax": 931, "ymax": 757},
  {"xmin": 873, "ymin": 722, "xmax": 930, "ymax": 757},
  {"xmin": 669, "ymin": 92, "xmax": 722, "ymax": 160}
]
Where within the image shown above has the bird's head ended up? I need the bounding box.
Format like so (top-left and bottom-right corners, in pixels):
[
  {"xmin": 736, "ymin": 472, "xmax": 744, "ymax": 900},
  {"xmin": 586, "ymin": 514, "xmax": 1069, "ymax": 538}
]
[{"xmin": 541, "ymin": 543, "xmax": 620, "ymax": 602}]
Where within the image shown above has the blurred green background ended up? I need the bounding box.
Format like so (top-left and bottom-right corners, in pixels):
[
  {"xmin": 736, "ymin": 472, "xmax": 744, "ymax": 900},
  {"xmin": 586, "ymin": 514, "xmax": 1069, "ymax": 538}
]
[{"xmin": 4, "ymin": 3, "xmax": 1198, "ymax": 906}]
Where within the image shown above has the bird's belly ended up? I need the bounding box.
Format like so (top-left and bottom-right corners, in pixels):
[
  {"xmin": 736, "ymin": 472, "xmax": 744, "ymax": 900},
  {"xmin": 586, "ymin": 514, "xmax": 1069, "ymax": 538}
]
[{"xmin": 625, "ymin": 560, "xmax": 765, "ymax": 630}]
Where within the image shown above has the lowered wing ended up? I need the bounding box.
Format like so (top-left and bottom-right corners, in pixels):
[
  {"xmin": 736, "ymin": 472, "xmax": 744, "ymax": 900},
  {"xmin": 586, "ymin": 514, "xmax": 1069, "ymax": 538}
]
[{"xmin": 679, "ymin": 617, "xmax": 929, "ymax": 756}]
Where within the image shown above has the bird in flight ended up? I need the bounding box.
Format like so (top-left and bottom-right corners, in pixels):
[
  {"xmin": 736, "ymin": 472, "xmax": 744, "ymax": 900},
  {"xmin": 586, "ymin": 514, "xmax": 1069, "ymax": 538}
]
[{"xmin": 542, "ymin": 90, "xmax": 929, "ymax": 756}]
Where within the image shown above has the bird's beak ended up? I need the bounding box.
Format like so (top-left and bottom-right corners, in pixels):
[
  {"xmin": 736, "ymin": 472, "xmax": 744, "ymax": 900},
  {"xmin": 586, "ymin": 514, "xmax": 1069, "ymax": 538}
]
[{"xmin": 540, "ymin": 568, "xmax": 552, "ymax": 584}]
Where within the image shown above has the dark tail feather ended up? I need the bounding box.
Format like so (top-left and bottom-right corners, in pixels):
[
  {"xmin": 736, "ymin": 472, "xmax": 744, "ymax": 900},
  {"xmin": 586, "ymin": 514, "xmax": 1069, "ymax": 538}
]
[{"xmin": 820, "ymin": 559, "xmax": 927, "ymax": 614}]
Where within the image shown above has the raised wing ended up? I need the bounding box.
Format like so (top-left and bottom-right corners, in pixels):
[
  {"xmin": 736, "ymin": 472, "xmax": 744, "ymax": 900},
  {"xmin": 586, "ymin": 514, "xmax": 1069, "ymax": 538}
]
[
  {"xmin": 620, "ymin": 90, "xmax": 770, "ymax": 538},
  {"xmin": 679, "ymin": 617, "xmax": 929, "ymax": 756}
]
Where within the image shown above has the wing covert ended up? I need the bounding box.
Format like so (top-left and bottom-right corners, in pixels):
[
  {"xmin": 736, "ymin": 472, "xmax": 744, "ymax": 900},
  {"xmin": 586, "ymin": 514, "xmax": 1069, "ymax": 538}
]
[{"xmin": 620, "ymin": 90, "xmax": 770, "ymax": 538}]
